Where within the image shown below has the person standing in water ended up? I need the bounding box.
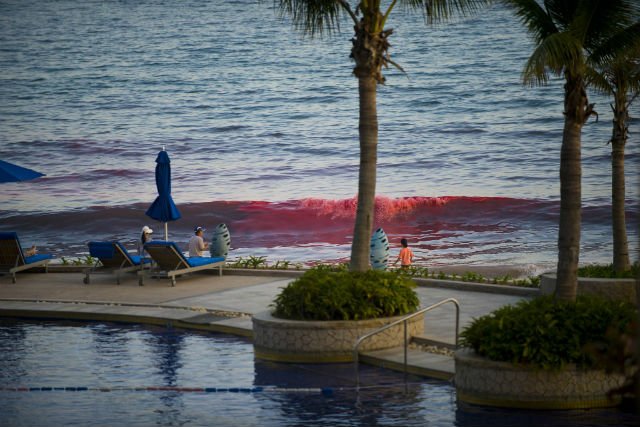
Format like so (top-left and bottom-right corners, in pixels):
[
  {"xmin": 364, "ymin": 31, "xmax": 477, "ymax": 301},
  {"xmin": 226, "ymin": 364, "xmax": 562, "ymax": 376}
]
[{"xmin": 393, "ymin": 238, "xmax": 414, "ymax": 269}]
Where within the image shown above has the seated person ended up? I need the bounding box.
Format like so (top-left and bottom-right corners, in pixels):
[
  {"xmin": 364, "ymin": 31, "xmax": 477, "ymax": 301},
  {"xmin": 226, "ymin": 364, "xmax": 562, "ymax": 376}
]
[
  {"xmin": 188, "ymin": 226, "xmax": 209, "ymax": 257},
  {"xmin": 139, "ymin": 225, "xmax": 153, "ymax": 256}
]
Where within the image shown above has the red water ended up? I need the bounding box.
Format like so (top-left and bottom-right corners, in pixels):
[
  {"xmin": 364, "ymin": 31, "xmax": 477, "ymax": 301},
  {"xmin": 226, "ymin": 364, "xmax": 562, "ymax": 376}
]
[{"xmin": 2, "ymin": 195, "xmax": 630, "ymax": 272}]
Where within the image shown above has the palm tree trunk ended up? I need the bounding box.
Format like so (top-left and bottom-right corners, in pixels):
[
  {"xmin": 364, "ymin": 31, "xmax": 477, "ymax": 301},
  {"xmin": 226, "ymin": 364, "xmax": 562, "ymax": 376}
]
[
  {"xmin": 350, "ymin": 76, "xmax": 378, "ymax": 271},
  {"xmin": 636, "ymin": 272, "xmax": 640, "ymax": 411},
  {"xmin": 555, "ymin": 78, "xmax": 585, "ymax": 302},
  {"xmin": 611, "ymin": 94, "xmax": 630, "ymax": 273}
]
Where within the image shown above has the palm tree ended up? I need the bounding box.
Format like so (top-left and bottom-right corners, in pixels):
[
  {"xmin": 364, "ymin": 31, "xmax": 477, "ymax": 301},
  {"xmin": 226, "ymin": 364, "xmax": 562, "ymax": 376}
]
[
  {"xmin": 501, "ymin": 0, "xmax": 638, "ymax": 301},
  {"xmin": 589, "ymin": 28, "xmax": 640, "ymax": 274},
  {"xmin": 273, "ymin": 0, "xmax": 488, "ymax": 271},
  {"xmin": 588, "ymin": 21, "xmax": 640, "ymax": 412}
]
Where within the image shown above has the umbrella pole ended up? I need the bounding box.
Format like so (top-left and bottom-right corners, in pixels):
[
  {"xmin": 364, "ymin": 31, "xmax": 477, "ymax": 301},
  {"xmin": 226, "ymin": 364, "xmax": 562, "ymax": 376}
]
[{"xmin": 164, "ymin": 222, "xmax": 168, "ymax": 241}]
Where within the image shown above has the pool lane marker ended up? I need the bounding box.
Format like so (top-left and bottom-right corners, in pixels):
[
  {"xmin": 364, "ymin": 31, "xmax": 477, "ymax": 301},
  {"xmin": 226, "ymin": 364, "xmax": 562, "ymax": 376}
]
[
  {"xmin": 1, "ymin": 386, "xmax": 335, "ymax": 395},
  {"xmin": 2, "ymin": 383, "xmax": 425, "ymax": 395}
]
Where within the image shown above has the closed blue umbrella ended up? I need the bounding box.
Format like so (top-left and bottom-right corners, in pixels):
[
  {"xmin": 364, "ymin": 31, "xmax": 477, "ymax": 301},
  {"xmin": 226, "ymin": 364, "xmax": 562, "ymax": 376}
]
[
  {"xmin": 145, "ymin": 149, "xmax": 181, "ymax": 240},
  {"xmin": 0, "ymin": 159, "xmax": 45, "ymax": 183}
]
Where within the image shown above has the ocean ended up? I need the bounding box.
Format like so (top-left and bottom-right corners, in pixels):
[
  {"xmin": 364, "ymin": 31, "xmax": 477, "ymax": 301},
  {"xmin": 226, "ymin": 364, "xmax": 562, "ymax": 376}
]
[{"xmin": 1, "ymin": 0, "xmax": 638, "ymax": 276}]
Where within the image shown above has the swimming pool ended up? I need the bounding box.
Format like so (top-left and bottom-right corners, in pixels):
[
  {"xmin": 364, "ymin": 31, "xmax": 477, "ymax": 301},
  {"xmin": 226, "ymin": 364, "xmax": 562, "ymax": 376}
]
[{"xmin": 1, "ymin": 319, "xmax": 638, "ymax": 427}]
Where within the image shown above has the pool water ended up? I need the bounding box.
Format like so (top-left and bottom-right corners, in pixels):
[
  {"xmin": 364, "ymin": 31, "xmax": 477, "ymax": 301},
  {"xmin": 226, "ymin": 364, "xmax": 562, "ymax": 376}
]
[{"xmin": 1, "ymin": 319, "xmax": 638, "ymax": 427}]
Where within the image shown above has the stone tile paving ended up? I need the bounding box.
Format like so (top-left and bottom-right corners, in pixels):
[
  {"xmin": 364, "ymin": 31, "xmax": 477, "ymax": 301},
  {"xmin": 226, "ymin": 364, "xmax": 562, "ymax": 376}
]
[
  {"xmin": 164, "ymin": 279, "xmax": 293, "ymax": 314},
  {"xmin": 415, "ymin": 287, "xmax": 530, "ymax": 344}
]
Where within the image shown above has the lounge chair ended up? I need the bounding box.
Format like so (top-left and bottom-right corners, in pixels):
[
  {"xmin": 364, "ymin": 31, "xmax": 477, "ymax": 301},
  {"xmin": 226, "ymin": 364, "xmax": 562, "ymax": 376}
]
[
  {"xmin": 0, "ymin": 232, "xmax": 53, "ymax": 283},
  {"xmin": 140, "ymin": 240, "xmax": 225, "ymax": 287},
  {"xmin": 84, "ymin": 241, "xmax": 152, "ymax": 285}
]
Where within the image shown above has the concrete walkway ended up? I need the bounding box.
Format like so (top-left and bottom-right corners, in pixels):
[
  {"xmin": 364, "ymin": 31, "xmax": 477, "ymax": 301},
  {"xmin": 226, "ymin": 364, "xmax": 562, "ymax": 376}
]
[{"xmin": 0, "ymin": 269, "xmax": 535, "ymax": 380}]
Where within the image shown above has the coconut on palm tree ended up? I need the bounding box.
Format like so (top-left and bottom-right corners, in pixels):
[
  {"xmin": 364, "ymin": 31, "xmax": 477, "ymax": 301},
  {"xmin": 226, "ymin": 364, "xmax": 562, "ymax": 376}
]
[
  {"xmin": 501, "ymin": 0, "xmax": 639, "ymax": 301},
  {"xmin": 273, "ymin": 0, "xmax": 489, "ymax": 271}
]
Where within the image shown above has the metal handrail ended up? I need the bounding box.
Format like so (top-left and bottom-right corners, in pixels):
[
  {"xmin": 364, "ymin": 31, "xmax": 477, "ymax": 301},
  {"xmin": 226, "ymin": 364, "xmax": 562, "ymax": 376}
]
[{"xmin": 353, "ymin": 297, "xmax": 460, "ymax": 388}]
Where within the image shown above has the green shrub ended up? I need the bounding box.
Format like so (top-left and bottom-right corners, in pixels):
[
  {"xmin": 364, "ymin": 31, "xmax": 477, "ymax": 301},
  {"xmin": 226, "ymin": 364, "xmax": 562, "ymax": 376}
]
[
  {"xmin": 461, "ymin": 271, "xmax": 485, "ymax": 283},
  {"xmin": 60, "ymin": 256, "xmax": 96, "ymax": 266},
  {"xmin": 271, "ymin": 268, "xmax": 419, "ymax": 321},
  {"xmin": 577, "ymin": 262, "xmax": 639, "ymax": 279},
  {"xmin": 227, "ymin": 256, "xmax": 268, "ymax": 269},
  {"xmin": 460, "ymin": 295, "xmax": 637, "ymax": 370},
  {"xmin": 272, "ymin": 260, "xmax": 290, "ymax": 270},
  {"xmin": 499, "ymin": 276, "xmax": 540, "ymax": 288},
  {"xmin": 401, "ymin": 266, "xmax": 430, "ymax": 278},
  {"xmin": 308, "ymin": 263, "xmax": 349, "ymax": 273}
]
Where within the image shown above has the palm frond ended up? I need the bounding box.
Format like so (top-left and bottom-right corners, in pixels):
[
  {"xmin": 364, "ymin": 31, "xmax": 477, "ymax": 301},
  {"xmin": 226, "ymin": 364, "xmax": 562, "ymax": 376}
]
[
  {"xmin": 627, "ymin": 58, "xmax": 640, "ymax": 96},
  {"xmin": 500, "ymin": 0, "xmax": 558, "ymax": 44},
  {"xmin": 585, "ymin": 66, "xmax": 614, "ymax": 95},
  {"xmin": 608, "ymin": 50, "xmax": 640, "ymax": 96},
  {"xmin": 588, "ymin": 18, "xmax": 640, "ymax": 97},
  {"xmin": 590, "ymin": 22, "xmax": 640, "ymax": 67},
  {"xmin": 544, "ymin": 0, "xmax": 580, "ymax": 31},
  {"xmin": 571, "ymin": 0, "xmax": 638, "ymax": 50},
  {"xmin": 400, "ymin": 0, "xmax": 492, "ymax": 24},
  {"xmin": 522, "ymin": 31, "xmax": 584, "ymax": 86},
  {"xmin": 275, "ymin": 0, "xmax": 351, "ymax": 36}
]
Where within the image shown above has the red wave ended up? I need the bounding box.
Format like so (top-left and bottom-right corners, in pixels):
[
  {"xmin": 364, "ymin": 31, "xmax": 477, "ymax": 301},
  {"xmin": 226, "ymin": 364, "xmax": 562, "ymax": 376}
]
[{"xmin": 298, "ymin": 196, "xmax": 452, "ymax": 220}]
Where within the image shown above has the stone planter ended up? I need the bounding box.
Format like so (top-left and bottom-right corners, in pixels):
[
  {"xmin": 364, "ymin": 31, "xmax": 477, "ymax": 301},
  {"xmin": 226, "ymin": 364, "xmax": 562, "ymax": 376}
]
[
  {"xmin": 540, "ymin": 273, "xmax": 637, "ymax": 303},
  {"xmin": 252, "ymin": 310, "xmax": 425, "ymax": 363},
  {"xmin": 454, "ymin": 349, "xmax": 627, "ymax": 409}
]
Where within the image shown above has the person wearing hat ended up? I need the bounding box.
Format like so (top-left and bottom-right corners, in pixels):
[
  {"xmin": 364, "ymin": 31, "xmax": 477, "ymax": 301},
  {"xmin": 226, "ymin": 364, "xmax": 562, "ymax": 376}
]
[
  {"xmin": 140, "ymin": 226, "xmax": 154, "ymax": 256},
  {"xmin": 188, "ymin": 226, "xmax": 209, "ymax": 257}
]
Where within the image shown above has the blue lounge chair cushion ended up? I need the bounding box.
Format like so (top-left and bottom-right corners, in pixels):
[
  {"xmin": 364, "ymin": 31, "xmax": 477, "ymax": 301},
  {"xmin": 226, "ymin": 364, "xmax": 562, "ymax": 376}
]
[
  {"xmin": 188, "ymin": 256, "xmax": 225, "ymax": 267},
  {"xmin": 0, "ymin": 231, "xmax": 53, "ymax": 282},
  {"xmin": 24, "ymin": 254, "xmax": 53, "ymax": 264},
  {"xmin": 89, "ymin": 242, "xmax": 116, "ymax": 259},
  {"xmin": 144, "ymin": 241, "xmax": 225, "ymax": 267},
  {"xmin": 0, "ymin": 232, "xmax": 19, "ymax": 240},
  {"xmin": 141, "ymin": 240, "xmax": 225, "ymax": 286},
  {"xmin": 130, "ymin": 255, "xmax": 151, "ymax": 265},
  {"xmin": 88, "ymin": 241, "xmax": 151, "ymax": 266},
  {"xmin": 0, "ymin": 231, "xmax": 53, "ymax": 265},
  {"xmin": 112, "ymin": 242, "xmax": 153, "ymax": 265}
]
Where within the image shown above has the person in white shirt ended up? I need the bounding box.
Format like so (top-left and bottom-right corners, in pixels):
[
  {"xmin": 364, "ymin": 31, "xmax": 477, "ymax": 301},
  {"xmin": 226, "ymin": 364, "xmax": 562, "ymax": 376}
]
[{"xmin": 188, "ymin": 226, "xmax": 209, "ymax": 257}]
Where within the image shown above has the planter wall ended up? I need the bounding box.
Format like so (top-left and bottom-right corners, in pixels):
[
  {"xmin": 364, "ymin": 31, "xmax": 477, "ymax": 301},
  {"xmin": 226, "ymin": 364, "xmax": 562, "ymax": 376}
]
[
  {"xmin": 252, "ymin": 310, "xmax": 425, "ymax": 363},
  {"xmin": 540, "ymin": 273, "xmax": 636, "ymax": 304},
  {"xmin": 454, "ymin": 349, "xmax": 626, "ymax": 409}
]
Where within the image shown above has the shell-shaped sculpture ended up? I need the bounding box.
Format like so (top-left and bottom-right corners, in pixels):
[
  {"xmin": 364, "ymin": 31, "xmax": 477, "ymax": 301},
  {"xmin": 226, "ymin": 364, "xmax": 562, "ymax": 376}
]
[
  {"xmin": 370, "ymin": 227, "xmax": 389, "ymax": 270},
  {"xmin": 210, "ymin": 223, "xmax": 231, "ymax": 258}
]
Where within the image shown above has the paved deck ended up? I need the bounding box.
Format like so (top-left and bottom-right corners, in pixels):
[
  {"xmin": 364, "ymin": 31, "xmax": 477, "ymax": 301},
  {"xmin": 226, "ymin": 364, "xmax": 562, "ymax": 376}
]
[{"xmin": 0, "ymin": 269, "xmax": 534, "ymax": 380}]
